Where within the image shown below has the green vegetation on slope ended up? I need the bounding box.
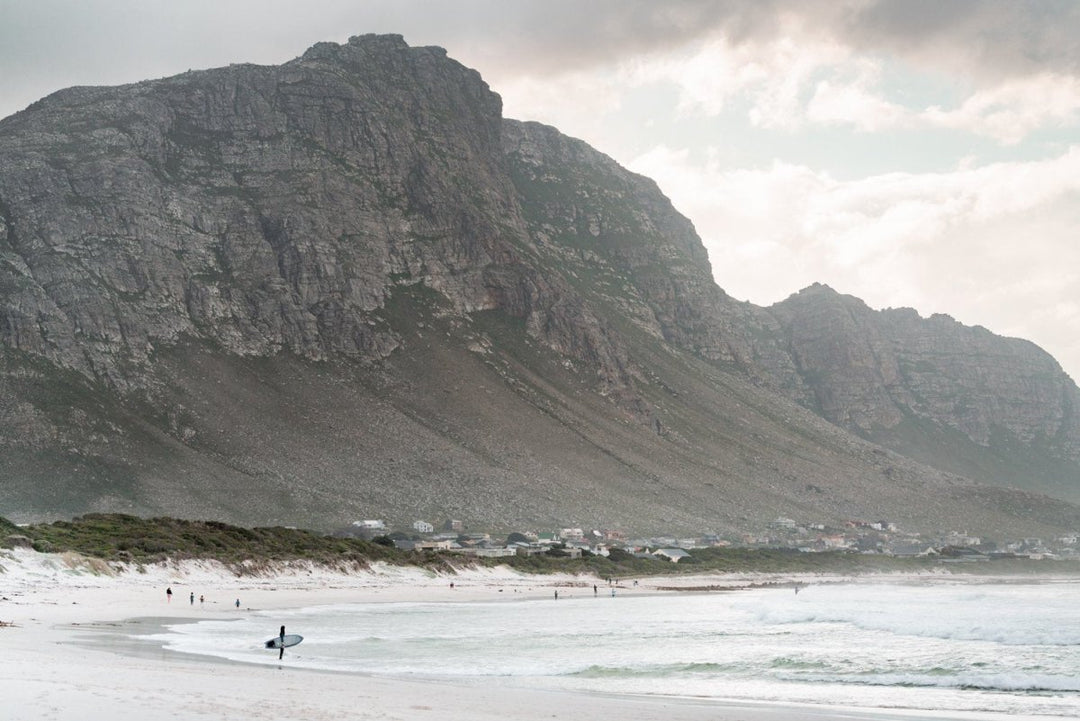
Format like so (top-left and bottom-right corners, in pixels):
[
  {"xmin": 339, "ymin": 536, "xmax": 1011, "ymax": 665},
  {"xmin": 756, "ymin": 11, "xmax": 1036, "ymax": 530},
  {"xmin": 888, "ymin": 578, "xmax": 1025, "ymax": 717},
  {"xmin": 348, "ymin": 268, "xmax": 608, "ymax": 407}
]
[
  {"xmin": 4, "ymin": 514, "xmax": 1074, "ymax": 579},
  {"xmin": 11, "ymin": 513, "xmax": 413, "ymax": 568},
  {"xmin": 0, "ymin": 515, "xmax": 20, "ymax": 537}
]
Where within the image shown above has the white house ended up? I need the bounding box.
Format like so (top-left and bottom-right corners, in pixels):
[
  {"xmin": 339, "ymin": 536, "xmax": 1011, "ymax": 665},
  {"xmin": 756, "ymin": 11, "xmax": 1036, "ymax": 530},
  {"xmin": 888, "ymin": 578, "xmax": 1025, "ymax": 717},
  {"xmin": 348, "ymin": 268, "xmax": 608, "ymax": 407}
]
[
  {"xmin": 351, "ymin": 519, "xmax": 386, "ymax": 531},
  {"xmin": 819, "ymin": 534, "xmax": 852, "ymax": 550},
  {"xmin": 412, "ymin": 539, "xmax": 454, "ymax": 551},
  {"xmin": 451, "ymin": 547, "xmax": 518, "ymax": 558},
  {"xmin": 413, "ymin": 520, "xmax": 434, "ymax": 534}
]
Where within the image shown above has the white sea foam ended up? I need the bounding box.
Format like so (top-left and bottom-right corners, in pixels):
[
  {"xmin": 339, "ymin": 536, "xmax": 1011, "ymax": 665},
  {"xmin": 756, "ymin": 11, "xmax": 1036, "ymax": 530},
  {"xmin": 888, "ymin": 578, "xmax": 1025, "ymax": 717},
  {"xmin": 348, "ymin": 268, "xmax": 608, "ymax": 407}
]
[{"xmin": 144, "ymin": 580, "xmax": 1080, "ymax": 717}]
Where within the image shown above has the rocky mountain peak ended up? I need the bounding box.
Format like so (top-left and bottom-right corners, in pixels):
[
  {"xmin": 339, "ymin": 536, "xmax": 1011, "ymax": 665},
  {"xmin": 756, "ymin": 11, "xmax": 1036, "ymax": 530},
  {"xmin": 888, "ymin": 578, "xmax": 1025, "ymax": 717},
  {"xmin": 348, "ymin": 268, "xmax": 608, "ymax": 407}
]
[{"xmin": 2, "ymin": 35, "xmax": 1079, "ymax": 536}]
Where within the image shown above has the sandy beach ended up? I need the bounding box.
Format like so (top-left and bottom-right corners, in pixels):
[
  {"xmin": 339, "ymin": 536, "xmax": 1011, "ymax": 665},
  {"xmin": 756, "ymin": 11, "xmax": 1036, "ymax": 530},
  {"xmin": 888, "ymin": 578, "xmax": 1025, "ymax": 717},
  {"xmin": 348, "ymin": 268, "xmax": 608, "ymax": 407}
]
[{"xmin": 0, "ymin": 548, "xmax": 1047, "ymax": 721}]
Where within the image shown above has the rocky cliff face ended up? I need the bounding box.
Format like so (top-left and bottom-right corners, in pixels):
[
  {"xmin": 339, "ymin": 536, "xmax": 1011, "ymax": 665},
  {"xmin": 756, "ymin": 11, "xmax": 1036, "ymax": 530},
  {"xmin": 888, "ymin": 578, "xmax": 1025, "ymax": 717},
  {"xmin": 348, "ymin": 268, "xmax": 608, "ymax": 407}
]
[
  {"xmin": 1, "ymin": 35, "xmax": 1079, "ymax": 534},
  {"xmin": 501, "ymin": 119, "xmax": 809, "ymax": 408},
  {"xmin": 498, "ymin": 120, "xmax": 1080, "ymax": 499},
  {"xmin": 0, "ymin": 35, "xmax": 630, "ymax": 393},
  {"xmin": 761, "ymin": 284, "xmax": 1080, "ymax": 498},
  {"xmin": 768, "ymin": 285, "xmax": 1079, "ymax": 447}
]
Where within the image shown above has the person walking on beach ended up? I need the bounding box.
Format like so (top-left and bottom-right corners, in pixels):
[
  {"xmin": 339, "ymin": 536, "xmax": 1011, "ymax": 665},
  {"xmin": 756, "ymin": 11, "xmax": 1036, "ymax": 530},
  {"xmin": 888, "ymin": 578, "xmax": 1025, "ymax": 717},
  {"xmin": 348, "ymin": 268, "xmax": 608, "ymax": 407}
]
[
  {"xmin": 235, "ymin": 598, "xmax": 240, "ymax": 608},
  {"xmin": 166, "ymin": 587, "xmax": 172, "ymax": 603},
  {"xmin": 199, "ymin": 594, "xmax": 204, "ymax": 605},
  {"xmin": 189, "ymin": 592, "xmax": 194, "ymax": 605},
  {"xmin": 279, "ymin": 625, "xmax": 286, "ymax": 660}
]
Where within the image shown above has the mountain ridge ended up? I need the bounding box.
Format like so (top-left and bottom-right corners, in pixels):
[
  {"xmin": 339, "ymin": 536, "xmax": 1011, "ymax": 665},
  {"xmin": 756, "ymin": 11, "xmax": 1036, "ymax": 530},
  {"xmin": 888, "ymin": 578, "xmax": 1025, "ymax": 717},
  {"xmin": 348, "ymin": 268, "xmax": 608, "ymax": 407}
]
[{"xmin": 2, "ymin": 34, "xmax": 1079, "ymax": 538}]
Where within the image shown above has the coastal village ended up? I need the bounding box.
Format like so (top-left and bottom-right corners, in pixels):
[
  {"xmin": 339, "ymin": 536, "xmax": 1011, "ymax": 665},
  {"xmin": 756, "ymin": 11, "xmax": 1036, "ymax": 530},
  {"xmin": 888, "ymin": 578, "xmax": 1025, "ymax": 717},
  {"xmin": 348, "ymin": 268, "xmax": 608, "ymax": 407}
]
[{"xmin": 339, "ymin": 517, "xmax": 1080, "ymax": 562}]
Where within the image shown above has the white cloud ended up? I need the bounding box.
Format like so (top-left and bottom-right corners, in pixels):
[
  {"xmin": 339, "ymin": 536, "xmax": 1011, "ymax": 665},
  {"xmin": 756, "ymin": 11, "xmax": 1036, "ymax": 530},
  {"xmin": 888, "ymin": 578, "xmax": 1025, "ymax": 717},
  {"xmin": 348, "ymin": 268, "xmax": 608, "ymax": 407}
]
[
  {"xmin": 629, "ymin": 29, "xmax": 854, "ymax": 130},
  {"xmin": 608, "ymin": 25, "xmax": 1080, "ymax": 143},
  {"xmin": 628, "ymin": 144, "xmax": 1080, "ymax": 380},
  {"xmin": 921, "ymin": 74, "xmax": 1080, "ymax": 144},
  {"xmin": 806, "ymin": 66, "xmax": 911, "ymax": 132},
  {"xmin": 495, "ymin": 69, "xmax": 627, "ymax": 144}
]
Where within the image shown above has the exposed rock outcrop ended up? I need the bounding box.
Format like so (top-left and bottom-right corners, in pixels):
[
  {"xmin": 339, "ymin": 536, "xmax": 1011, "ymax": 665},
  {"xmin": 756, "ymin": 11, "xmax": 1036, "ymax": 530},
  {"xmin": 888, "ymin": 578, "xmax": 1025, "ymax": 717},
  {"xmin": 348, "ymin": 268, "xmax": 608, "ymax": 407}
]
[{"xmin": 1, "ymin": 35, "xmax": 1078, "ymax": 535}]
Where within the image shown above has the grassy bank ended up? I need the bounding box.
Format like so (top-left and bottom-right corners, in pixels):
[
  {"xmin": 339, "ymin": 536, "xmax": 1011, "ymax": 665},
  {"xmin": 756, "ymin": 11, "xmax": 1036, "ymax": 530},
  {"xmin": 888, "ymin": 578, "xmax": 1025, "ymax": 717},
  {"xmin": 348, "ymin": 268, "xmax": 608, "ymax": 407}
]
[
  {"xmin": 4, "ymin": 513, "xmax": 1077, "ymax": 578},
  {"xmin": 7, "ymin": 513, "xmax": 411, "ymax": 570}
]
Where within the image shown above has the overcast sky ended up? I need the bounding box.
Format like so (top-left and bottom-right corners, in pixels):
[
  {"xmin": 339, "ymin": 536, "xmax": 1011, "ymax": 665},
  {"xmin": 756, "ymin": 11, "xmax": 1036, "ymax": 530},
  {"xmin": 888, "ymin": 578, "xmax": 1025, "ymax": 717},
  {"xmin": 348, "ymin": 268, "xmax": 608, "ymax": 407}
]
[{"xmin": 3, "ymin": 1, "xmax": 1079, "ymax": 380}]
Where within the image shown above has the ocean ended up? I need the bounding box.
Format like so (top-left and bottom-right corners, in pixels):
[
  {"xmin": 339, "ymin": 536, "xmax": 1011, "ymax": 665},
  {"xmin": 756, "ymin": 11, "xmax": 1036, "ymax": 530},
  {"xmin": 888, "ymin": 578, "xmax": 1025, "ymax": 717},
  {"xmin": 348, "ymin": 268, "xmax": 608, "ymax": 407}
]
[{"xmin": 146, "ymin": 578, "xmax": 1080, "ymax": 717}]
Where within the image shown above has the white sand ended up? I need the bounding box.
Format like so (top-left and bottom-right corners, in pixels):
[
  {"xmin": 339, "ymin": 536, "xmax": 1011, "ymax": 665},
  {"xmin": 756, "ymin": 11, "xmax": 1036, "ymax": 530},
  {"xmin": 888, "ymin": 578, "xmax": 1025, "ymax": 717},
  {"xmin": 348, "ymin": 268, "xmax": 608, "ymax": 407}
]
[{"xmin": 0, "ymin": 548, "xmax": 1024, "ymax": 721}]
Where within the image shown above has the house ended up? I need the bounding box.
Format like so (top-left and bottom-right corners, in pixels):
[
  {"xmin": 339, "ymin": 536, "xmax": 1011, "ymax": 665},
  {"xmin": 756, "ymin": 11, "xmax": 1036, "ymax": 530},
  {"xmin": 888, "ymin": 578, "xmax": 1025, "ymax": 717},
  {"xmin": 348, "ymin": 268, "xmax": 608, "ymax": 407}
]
[
  {"xmin": 351, "ymin": 519, "xmax": 387, "ymax": 531},
  {"xmin": 887, "ymin": 542, "xmax": 938, "ymax": 557},
  {"xmin": 401, "ymin": 539, "xmax": 455, "ymax": 552},
  {"xmin": 653, "ymin": 548, "xmax": 691, "ymax": 563},
  {"xmin": 412, "ymin": 520, "xmax": 434, "ymax": 534},
  {"xmin": 511, "ymin": 543, "xmax": 547, "ymax": 556},
  {"xmin": 451, "ymin": 546, "xmax": 518, "ymax": 558},
  {"xmin": 939, "ymin": 546, "xmax": 990, "ymax": 562},
  {"xmin": 945, "ymin": 532, "xmax": 981, "ymax": 547},
  {"xmin": 818, "ymin": 534, "xmax": 851, "ymax": 550}
]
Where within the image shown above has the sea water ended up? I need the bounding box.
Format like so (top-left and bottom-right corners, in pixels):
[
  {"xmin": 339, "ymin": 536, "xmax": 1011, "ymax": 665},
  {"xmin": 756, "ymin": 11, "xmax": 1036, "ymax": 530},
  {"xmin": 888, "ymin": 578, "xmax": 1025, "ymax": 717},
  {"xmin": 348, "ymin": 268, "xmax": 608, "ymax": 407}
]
[{"xmin": 146, "ymin": 579, "xmax": 1080, "ymax": 717}]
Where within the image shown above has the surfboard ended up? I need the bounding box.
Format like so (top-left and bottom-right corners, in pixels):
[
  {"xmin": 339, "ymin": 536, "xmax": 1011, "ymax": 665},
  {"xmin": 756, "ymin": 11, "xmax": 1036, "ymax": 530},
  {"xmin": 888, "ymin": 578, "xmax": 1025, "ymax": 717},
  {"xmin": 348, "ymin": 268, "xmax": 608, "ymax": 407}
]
[{"xmin": 265, "ymin": 634, "xmax": 303, "ymax": 649}]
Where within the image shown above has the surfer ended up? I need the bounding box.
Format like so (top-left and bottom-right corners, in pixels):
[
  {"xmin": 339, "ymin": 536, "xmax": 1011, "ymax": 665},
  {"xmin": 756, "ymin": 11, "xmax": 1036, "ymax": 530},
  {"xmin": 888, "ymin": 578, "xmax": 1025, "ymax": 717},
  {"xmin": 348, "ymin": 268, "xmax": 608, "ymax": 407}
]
[{"xmin": 279, "ymin": 625, "xmax": 286, "ymax": 660}]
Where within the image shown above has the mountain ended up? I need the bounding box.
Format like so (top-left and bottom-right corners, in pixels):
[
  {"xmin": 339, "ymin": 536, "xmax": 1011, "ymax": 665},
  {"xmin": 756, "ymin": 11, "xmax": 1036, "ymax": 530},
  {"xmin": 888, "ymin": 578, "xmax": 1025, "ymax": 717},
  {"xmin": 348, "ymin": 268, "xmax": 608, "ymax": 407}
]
[
  {"xmin": 2, "ymin": 34, "xmax": 1079, "ymax": 538},
  {"xmin": 766, "ymin": 284, "xmax": 1080, "ymax": 503}
]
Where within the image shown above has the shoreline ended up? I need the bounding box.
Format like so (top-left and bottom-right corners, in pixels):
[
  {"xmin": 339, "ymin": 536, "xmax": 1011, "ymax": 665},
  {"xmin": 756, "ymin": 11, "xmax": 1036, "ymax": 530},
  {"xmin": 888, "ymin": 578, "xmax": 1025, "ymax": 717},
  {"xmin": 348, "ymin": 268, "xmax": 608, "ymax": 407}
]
[
  {"xmin": 70, "ymin": 613, "xmax": 1017, "ymax": 721},
  {"xmin": 2, "ymin": 548, "xmax": 1072, "ymax": 721}
]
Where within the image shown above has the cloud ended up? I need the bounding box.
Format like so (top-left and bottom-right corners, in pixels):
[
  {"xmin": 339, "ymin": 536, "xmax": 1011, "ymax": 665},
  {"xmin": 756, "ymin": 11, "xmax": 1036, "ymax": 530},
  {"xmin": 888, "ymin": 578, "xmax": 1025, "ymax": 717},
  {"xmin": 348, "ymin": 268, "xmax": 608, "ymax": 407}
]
[
  {"xmin": 615, "ymin": 9, "xmax": 1080, "ymax": 142},
  {"xmin": 628, "ymin": 144, "xmax": 1080, "ymax": 379},
  {"xmin": 806, "ymin": 65, "xmax": 911, "ymax": 132},
  {"xmin": 841, "ymin": 0, "xmax": 1080, "ymax": 81},
  {"xmin": 5, "ymin": 1, "xmax": 1079, "ymax": 142},
  {"xmin": 921, "ymin": 74, "xmax": 1080, "ymax": 143},
  {"xmin": 495, "ymin": 69, "xmax": 629, "ymax": 146}
]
